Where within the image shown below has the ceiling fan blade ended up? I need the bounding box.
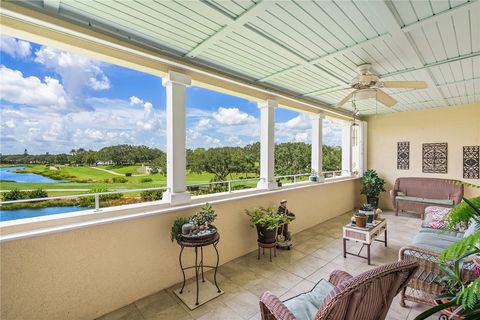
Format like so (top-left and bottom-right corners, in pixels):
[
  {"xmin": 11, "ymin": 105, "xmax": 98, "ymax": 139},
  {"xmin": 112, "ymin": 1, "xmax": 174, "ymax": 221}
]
[
  {"xmin": 336, "ymin": 92, "xmax": 353, "ymax": 108},
  {"xmin": 376, "ymin": 89, "xmax": 397, "ymax": 107},
  {"xmin": 381, "ymin": 81, "xmax": 427, "ymax": 89}
]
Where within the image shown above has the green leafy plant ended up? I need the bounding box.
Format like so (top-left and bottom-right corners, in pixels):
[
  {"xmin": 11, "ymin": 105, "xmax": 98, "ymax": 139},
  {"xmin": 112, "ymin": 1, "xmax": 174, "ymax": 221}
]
[
  {"xmin": 140, "ymin": 190, "xmax": 164, "ymax": 201},
  {"xmin": 359, "ymin": 203, "xmax": 374, "ymax": 212},
  {"xmin": 415, "ymin": 182, "xmax": 480, "ymax": 320},
  {"xmin": 245, "ymin": 207, "xmax": 288, "ymax": 231},
  {"xmin": 170, "ymin": 216, "xmax": 190, "ymax": 242},
  {"xmin": 190, "ymin": 203, "xmax": 217, "ymax": 228},
  {"xmin": 125, "ymin": 172, "xmax": 132, "ymax": 177},
  {"xmin": 360, "ymin": 169, "xmax": 385, "ymax": 198},
  {"xmin": 112, "ymin": 177, "xmax": 128, "ymax": 183},
  {"xmin": 140, "ymin": 177, "xmax": 153, "ymax": 183},
  {"xmin": 1, "ymin": 188, "xmax": 28, "ymax": 201}
]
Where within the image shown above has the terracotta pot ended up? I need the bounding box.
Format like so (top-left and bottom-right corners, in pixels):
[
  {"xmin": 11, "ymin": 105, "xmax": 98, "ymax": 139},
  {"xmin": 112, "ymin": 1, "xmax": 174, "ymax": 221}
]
[
  {"xmin": 435, "ymin": 299, "xmax": 463, "ymax": 320},
  {"xmin": 355, "ymin": 215, "xmax": 367, "ymax": 228}
]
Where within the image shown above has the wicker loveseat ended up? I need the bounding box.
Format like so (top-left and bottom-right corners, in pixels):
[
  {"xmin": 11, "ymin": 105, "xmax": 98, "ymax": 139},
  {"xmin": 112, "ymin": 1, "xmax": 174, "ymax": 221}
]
[
  {"xmin": 390, "ymin": 177, "xmax": 463, "ymax": 219},
  {"xmin": 259, "ymin": 260, "xmax": 418, "ymax": 320},
  {"xmin": 399, "ymin": 206, "xmax": 475, "ymax": 306}
]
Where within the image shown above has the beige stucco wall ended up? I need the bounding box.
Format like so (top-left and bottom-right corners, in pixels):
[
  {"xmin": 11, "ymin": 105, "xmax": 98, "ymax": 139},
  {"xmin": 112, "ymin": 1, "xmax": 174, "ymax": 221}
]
[
  {"xmin": 0, "ymin": 179, "xmax": 357, "ymax": 320},
  {"xmin": 367, "ymin": 103, "xmax": 480, "ymax": 209}
]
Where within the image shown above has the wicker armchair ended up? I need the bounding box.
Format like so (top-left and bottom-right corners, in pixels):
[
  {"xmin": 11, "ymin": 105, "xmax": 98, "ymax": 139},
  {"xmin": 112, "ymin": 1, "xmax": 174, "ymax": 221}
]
[
  {"xmin": 259, "ymin": 260, "xmax": 418, "ymax": 320},
  {"xmin": 399, "ymin": 245, "xmax": 476, "ymax": 307}
]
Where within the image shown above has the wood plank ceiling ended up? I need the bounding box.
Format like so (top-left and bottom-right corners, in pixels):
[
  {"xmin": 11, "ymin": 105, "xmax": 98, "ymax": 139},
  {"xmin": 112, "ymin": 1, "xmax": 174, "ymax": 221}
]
[{"xmin": 13, "ymin": 0, "xmax": 480, "ymax": 115}]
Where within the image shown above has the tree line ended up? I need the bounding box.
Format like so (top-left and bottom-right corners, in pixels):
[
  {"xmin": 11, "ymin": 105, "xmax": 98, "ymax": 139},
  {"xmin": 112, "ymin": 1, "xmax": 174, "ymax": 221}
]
[{"xmin": 1, "ymin": 143, "xmax": 341, "ymax": 181}]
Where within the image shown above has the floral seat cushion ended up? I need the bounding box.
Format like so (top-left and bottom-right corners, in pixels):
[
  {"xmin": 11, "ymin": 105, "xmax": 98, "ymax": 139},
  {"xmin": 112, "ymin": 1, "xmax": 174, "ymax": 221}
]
[{"xmin": 422, "ymin": 206, "xmax": 452, "ymax": 229}]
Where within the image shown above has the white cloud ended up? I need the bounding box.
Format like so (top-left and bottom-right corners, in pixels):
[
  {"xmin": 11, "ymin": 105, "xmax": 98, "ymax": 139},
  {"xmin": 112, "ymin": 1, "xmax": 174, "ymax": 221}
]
[
  {"xmin": 283, "ymin": 114, "xmax": 311, "ymax": 130},
  {"xmin": 0, "ymin": 65, "xmax": 69, "ymax": 110},
  {"xmin": 212, "ymin": 107, "xmax": 256, "ymax": 125},
  {"xmin": 129, "ymin": 96, "xmax": 143, "ymax": 106},
  {"xmin": 0, "ymin": 35, "xmax": 31, "ymax": 58},
  {"xmin": 0, "ymin": 96, "xmax": 166, "ymax": 154},
  {"xmin": 34, "ymin": 46, "xmax": 110, "ymax": 97}
]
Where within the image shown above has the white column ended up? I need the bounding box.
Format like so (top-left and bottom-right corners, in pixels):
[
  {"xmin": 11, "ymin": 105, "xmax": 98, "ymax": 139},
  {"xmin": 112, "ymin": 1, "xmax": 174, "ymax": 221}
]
[
  {"xmin": 341, "ymin": 122, "xmax": 353, "ymax": 176},
  {"xmin": 311, "ymin": 114, "xmax": 325, "ymax": 182},
  {"xmin": 257, "ymin": 99, "xmax": 278, "ymax": 190},
  {"xmin": 162, "ymin": 71, "xmax": 191, "ymax": 205}
]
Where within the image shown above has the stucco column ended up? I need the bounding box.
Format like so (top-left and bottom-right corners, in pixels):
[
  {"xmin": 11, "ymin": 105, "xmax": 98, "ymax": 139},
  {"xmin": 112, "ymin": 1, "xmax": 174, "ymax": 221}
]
[
  {"xmin": 311, "ymin": 114, "xmax": 325, "ymax": 182},
  {"xmin": 257, "ymin": 99, "xmax": 278, "ymax": 190},
  {"xmin": 341, "ymin": 122, "xmax": 353, "ymax": 176},
  {"xmin": 162, "ymin": 71, "xmax": 191, "ymax": 205}
]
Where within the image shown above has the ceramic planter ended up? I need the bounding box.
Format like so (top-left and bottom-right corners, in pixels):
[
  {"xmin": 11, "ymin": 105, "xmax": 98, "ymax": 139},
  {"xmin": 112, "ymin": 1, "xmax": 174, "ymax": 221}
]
[
  {"xmin": 256, "ymin": 225, "xmax": 277, "ymax": 243},
  {"xmin": 366, "ymin": 196, "xmax": 379, "ymax": 208}
]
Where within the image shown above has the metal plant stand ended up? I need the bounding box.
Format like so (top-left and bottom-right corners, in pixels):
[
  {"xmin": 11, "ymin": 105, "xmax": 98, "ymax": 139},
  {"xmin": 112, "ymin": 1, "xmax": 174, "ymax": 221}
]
[{"xmin": 177, "ymin": 232, "xmax": 221, "ymax": 306}]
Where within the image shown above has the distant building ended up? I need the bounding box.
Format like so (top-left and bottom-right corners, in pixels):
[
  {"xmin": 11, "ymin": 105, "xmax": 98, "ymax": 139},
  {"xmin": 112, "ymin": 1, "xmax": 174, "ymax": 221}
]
[{"xmin": 136, "ymin": 165, "xmax": 158, "ymax": 175}]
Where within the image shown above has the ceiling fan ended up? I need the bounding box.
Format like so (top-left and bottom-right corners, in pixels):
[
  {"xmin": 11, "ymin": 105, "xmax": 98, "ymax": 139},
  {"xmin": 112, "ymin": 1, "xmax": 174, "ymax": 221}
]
[{"xmin": 336, "ymin": 64, "xmax": 427, "ymax": 108}]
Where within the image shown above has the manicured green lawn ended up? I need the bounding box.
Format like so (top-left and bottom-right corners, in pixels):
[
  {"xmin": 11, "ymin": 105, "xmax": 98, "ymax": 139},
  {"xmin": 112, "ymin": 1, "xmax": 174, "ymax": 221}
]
[{"xmin": 0, "ymin": 164, "xmax": 259, "ymax": 196}]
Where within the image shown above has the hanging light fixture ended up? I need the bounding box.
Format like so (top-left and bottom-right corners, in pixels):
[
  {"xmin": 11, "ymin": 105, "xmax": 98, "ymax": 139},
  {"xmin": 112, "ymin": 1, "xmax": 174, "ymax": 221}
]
[{"xmin": 351, "ymin": 92, "xmax": 359, "ymax": 147}]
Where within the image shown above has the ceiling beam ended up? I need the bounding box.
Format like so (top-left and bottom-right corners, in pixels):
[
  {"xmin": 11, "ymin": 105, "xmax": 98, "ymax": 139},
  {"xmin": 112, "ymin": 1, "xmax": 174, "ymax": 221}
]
[
  {"xmin": 43, "ymin": 0, "xmax": 60, "ymax": 13},
  {"xmin": 372, "ymin": 1, "xmax": 448, "ymax": 106},
  {"xmin": 259, "ymin": 0, "xmax": 479, "ymax": 86},
  {"xmin": 378, "ymin": 51, "xmax": 480, "ymax": 79},
  {"xmin": 186, "ymin": 0, "xmax": 273, "ymax": 58},
  {"xmin": 402, "ymin": 0, "xmax": 480, "ymax": 33},
  {"xmin": 258, "ymin": 33, "xmax": 391, "ymax": 82}
]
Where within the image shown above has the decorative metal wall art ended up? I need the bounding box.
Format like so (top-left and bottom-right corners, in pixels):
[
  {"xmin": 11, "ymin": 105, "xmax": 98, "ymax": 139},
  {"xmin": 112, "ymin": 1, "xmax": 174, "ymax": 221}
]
[
  {"xmin": 422, "ymin": 143, "xmax": 448, "ymax": 173},
  {"xmin": 397, "ymin": 142, "xmax": 410, "ymax": 170},
  {"xmin": 463, "ymin": 146, "xmax": 480, "ymax": 179}
]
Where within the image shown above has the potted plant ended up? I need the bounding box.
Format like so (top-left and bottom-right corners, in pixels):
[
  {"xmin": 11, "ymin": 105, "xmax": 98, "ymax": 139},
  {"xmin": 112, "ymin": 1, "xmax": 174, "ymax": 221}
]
[
  {"xmin": 360, "ymin": 169, "xmax": 385, "ymax": 208},
  {"xmin": 354, "ymin": 211, "xmax": 368, "ymax": 228},
  {"xmin": 170, "ymin": 203, "xmax": 217, "ymax": 242},
  {"xmin": 170, "ymin": 216, "xmax": 190, "ymax": 242},
  {"xmin": 276, "ymin": 178, "xmax": 282, "ymax": 187},
  {"xmin": 415, "ymin": 188, "xmax": 480, "ymax": 320},
  {"xmin": 309, "ymin": 170, "xmax": 318, "ymax": 182},
  {"xmin": 246, "ymin": 207, "xmax": 287, "ymax": 243},
  {"xmin": 359, "ymin": 203, "xmax": 375, "ymax": 223}
]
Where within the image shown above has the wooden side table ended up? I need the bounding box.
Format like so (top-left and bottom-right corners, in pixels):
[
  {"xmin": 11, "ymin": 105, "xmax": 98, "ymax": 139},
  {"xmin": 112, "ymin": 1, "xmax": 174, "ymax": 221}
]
[
  {"xmin": 257, "ymin": 241, "xmax": 277, "ymax": 262},
  {"xmin": 342, "ymin": 219, "xmax": 387, "ymax": 265}
]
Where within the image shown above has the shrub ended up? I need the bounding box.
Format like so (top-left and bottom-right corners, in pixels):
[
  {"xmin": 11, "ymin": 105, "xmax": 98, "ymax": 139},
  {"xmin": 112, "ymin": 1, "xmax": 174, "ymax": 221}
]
[
  {"xmin": 125, "ymin": 173, "xmax": 132, "ymax": 177},
  {"xmin": 103, "ymin": 178, "xmax": 110, "ymax": 183},
  {"xmin": 77, "ymin": 187, "xmax": 123, "ymax": 207},
  {"xmin": 27, "ymin": 188, "xmax": 48, "ymax": 199},
  {"xmin": 2, "ymin": 189, "xmax": 27, "ymax": 201},
  {"xmin": 140, "ymin": 177, "xmax": 153, "ymax": 183},
  {"xmin": 112, "ymin": 177, "xmax": 128, "ymax": 183},
  {"xmin": 140, "ymin": 190, "xmax": 164, "ymax": 201}
]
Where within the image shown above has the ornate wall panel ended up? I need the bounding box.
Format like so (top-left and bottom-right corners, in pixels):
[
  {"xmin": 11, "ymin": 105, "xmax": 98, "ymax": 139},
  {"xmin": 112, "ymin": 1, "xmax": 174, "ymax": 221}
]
[
  {"xmin": 463, "ymin": 146, "xmax": 479, "ymax": 179},
  {"xmin": 422, "ymin": 143, "xmax": 448, "ymax": 173},
  {"xmin": 397, "ymin": 141, "xmax": 410, "ymax": 170}
]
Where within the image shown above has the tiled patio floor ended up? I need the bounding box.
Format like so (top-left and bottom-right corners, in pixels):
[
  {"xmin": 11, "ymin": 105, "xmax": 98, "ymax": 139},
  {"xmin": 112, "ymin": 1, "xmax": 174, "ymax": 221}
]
[{"xmin": 98, "ymin": 211, "xmax": 433, "ymax": 320}]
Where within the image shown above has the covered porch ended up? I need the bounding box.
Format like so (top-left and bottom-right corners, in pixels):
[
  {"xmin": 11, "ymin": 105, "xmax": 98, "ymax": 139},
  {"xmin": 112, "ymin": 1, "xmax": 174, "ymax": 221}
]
[{"xmin": 1, "ymin": 1, "xmax": 479, "ymax": 320}]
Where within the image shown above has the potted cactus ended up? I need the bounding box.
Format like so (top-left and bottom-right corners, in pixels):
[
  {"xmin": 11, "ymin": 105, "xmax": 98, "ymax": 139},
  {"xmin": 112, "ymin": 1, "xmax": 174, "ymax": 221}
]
[{"xmin": 359, "ymin": 203, "xmax": 375, "ymax": 223}]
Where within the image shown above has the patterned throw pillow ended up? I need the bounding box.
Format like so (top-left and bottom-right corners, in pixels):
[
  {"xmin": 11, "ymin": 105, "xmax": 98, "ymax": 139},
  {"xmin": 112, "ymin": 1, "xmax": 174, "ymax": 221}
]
[{"xmin": 422, "ymin": 206, "xmax": 451, "ymax": 229}]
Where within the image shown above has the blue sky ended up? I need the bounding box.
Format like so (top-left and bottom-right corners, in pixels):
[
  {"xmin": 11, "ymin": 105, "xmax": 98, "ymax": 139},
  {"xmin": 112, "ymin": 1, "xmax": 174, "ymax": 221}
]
[{"xmin": 0, "ymin": 35, "xmax": 341, "ymax": 154}]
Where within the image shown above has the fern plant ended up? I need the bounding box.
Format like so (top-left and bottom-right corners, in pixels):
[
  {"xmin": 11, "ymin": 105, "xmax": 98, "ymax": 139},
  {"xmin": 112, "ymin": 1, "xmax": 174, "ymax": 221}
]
[{"xmin": 416, "ymin": 181, "xmax": 480, "ymax": 320}]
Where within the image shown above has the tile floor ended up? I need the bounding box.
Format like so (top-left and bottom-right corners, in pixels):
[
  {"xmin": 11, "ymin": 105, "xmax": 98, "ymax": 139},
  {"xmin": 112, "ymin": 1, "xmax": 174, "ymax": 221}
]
[{"xmin": 98, "ymin": 211, "xmax": 434, "ymax": 320}]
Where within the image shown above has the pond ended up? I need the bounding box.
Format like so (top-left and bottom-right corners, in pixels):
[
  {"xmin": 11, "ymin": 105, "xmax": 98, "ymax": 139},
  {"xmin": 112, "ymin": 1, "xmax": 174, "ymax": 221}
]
[
  {"xmin": 0, "ymin": 206, "xmax": 88, "ymax": 222},
  {"xmin": 0, "ymin": 166, "xmax": 65, "ymax": 183}
]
